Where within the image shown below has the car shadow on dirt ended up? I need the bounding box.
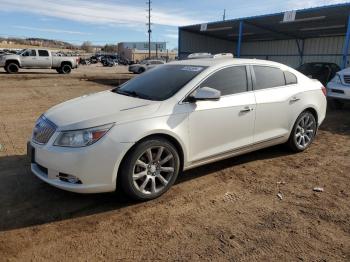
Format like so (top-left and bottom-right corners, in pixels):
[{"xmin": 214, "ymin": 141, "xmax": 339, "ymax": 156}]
[
  {"xmin": 0, "ymin": 144, "xmax": 291, "ymax": 232},
  {"xmin": 178, "ymin": 145, "xmax": 292, "ymax": 184},
  {"xmin": 0, "ymin": 154, "xmax": 139, "ymax": 232},
  {"xmin": 320, "ymin": 106, "xmax": 350, "ymax": 136}
]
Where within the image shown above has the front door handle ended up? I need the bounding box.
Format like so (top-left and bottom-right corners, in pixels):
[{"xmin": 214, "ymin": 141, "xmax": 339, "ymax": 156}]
[
  {"xmin": 290, "ymin": 96, "xmax": 300, "ymax": 102},
  {"xmin": 240, "ymin": 106, "xmax": 254, "ymax": 113}
]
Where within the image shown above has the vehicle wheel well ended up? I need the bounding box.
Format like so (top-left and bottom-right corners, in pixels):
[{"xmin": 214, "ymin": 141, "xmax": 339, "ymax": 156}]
[
  {"xmin": 117, "ymin": 134, "xmax": 184, "ymax": 186},
  {"xmin": 304, "ymin": 107, "xmax": 318, "ymax": 125},
  {"xmin": 5, "ymin": 60, "xmax": 19, "ymax": 66},
  {"xmin": 61, "ymin": 61, "xmax": 72, "ymax": 67}
]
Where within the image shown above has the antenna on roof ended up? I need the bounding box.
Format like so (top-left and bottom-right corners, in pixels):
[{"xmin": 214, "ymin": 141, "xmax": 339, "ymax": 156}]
[{"xmin": 223, "ymin": 9, "xmax": 226, "ymax": 21}]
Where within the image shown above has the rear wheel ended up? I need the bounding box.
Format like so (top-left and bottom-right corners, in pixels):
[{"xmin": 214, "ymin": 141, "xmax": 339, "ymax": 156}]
[
  {"xmin": 56, "ymin": 68, "xmax": 62, "ymax": 74},
  {"xmin": 60, "ymin": 64, "xmax": 72, "ymax": 74},
  {"xmin": 120, "ymin": 138, "xmax": 180, "ymax": 201},
  {"xmin": 138, "ymin": 67, "xmax": 145, "ymax": 74},
  {"xmin": 288, "ymin": 111, "xmax": 317, "ymax": 152},
  {"xmin": 5, "ymin": 62, "xmax": 19, "ymax": 74}
]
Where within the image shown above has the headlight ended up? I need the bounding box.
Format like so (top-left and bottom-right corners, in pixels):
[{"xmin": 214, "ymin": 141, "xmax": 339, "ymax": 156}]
[
  {"xmin": 54, "ymin": 123, "xmax": 114, "ymax": 147},
  {"xmin": 330, "ymin": 74, "xmax": 342, "ymax": 84}
]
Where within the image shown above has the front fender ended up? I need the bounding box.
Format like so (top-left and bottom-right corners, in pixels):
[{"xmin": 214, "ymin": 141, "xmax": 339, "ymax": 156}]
[{"xmin": 112, "ymin": 114, "xmax": 190, "ymax": 165}]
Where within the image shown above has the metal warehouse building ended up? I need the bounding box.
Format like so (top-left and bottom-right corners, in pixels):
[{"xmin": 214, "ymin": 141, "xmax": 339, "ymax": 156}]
[{"xmin": 178, "ymin": 3, "xmax": 350, "ymax": 69}]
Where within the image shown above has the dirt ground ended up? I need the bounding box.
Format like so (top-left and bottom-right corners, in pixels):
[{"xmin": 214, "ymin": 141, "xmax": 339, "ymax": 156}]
[{"xmin": 0, "ymin": 65, "xmax": 349, "ymax": 261}]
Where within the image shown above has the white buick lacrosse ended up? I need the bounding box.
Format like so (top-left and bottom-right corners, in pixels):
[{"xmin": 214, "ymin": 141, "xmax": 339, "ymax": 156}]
[{"xmin": 28, "ymin": 56, "xmax": 327, "ymax": 200}]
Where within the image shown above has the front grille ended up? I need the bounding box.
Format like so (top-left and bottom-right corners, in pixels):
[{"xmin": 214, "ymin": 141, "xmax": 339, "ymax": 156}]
[
  {"xmin": 32, "ymin": 116, "xmax": 57, "ymax": 144},
  {"xmin": 331, "ymin": 89, "xmax": 345, "ymax": 94},
  {"xmin": 343, "ymin": 75, "xmax": 350, "ymax": 84}
]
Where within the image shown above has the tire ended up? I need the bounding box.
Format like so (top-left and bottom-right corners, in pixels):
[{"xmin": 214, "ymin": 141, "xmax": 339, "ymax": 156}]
[
  {"xmin": 56, "ymin": 68, "xmax": 62, "ymax": 74},
  {"xmin": 5, "ymin": 62, "xmax": 19, "ymax": 74},
  {"xmin": 120, "ymin": 137, "xmax": 180, "ymax": 201},
  {"xmin": 287, "ymin": 111, "xmax": 317, "ymax": 152},
  {"xmin": 60, "ymin": 64, "xmax": 72, "ymax": 74},
  {"xmin": 138, "ymin": 67, "xmax": 145, "ymax": 74}
]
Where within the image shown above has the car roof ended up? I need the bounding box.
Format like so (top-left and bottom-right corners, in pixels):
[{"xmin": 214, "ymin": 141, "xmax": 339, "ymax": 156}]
[{"xmin": 169, "ymin": 58, "xmax": 288, "ymax": 68}]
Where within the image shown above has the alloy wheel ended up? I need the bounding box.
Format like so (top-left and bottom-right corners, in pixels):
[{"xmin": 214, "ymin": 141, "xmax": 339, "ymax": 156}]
[
  {"xmin": 132, "ymin": 146, "xmax": 175, "ymax": 195},
  {"xmin": 294, "ymin": 113, "xmax": 316, "ymax": 149}
]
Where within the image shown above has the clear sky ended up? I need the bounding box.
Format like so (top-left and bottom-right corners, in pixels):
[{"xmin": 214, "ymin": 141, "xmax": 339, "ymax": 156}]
[{"xmin": 0, "ymin": 0, "xmax": 348, "ymax": 49}]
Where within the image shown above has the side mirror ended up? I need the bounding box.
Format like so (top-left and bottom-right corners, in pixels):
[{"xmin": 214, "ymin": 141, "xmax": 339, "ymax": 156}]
[{"xmin": 188, "ymin": 87, "xmax": 221, "ymax": 102}]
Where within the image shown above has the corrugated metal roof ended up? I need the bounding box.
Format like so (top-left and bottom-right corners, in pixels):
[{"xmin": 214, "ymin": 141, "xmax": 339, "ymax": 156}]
[{"xmin": 180, "ymin": 3, "xmax": 350, "ymax": 42}]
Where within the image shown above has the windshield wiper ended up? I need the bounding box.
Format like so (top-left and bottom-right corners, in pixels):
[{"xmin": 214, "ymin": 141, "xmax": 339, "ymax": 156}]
[
  {"xmin": 113, "ymin": 89, "xmax": 154, "ymax": 100},
  {"xmin": 114, "ymin": 89, "xmax": 140, "ymax": 97}
]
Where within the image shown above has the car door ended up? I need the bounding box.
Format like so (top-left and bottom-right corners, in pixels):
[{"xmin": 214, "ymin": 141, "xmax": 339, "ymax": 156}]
[
  {"xmin": 36, "ymin": 50, "xmax": 51, "ymax": 68},
  {"xmin": 187, "ymin": 66, "xmax": 256, "ymax": 163},
  {"xmin": 21, "ymin": 49, "xmax": 37, "ymax": 68},
  {"xmin": 251, "ymin": 65, "xmax": 299, "ymax": 143}
]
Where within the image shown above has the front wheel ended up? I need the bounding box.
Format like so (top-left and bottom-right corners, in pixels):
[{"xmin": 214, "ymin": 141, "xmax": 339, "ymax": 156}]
[
  {"xmin": 5, "ymin": 62, "xmax": 19, "ymax": 74},
  {"xmin": 120, "ymin": 138, "xmax": 180, "ymax": 201},
  {"xmin": 287, "ymin": 111, "xmax": 317, "ymax": 152}
]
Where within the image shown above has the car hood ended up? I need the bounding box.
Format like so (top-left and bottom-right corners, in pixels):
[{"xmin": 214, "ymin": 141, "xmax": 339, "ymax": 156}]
[
  {"xmin": 338, "ymin": 67, "xmax": 350, "ymax": 75},
  {"xmin": 44, "ymin": 90, "xmax": 161, "ymax": 130},
  {"xmin": 0, "ymin": 54, "xmax": 19, "ymax": 60}
]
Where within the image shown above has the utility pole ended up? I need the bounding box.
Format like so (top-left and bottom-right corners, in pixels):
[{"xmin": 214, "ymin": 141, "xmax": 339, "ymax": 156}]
[
  {"xmin": 147, "ymin": 0, "xmax": 152, "ymax": 59},
  {"xmin": 223, "ymin": 9, "xmax": 226, "ymax": 21}
]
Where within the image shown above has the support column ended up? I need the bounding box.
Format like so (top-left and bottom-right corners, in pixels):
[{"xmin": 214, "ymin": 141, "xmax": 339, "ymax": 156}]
[
  {"xmin": 236, "ymin": 21, "xmax": 244, "ymax": 58},
  {"xmin": 296, "ymin": 39, "xmax": 305, "ymax": 66},
  {"xmin": 342, "ymin": 14, "xmax": 350, "ymax": 69}
]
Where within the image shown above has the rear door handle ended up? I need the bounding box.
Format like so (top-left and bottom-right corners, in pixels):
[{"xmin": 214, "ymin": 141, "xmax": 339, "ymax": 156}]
[
  {"xmin": 290, "ymin": 96, "xmax": 300, "ymax": 102},
  {"xmin": 240, "ymin": 106, "xmax": 254, "ymax": 113}
]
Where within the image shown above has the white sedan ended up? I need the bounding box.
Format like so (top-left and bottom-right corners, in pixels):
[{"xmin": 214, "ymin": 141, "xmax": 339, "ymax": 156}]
[{"xmin": 28, "ymin": 56, "xmax": 327, "ymax": 200}]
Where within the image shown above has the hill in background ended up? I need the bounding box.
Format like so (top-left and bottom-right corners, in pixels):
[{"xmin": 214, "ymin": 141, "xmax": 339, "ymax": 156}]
[{"xmin": 0, "ymin": 37, "xmax": 79, "ymax": 50}]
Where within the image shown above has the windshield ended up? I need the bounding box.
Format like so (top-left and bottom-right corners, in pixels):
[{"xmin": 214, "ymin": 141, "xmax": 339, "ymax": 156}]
[
  {"xmin": 113, "ymin": 64, "xmax": 207, "ymax": 101},
  {"xmin": 16, "ymin": 49, "xmax": 26, "ymax": 55}
]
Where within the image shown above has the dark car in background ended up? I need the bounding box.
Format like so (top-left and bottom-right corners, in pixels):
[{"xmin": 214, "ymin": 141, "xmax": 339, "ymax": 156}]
[{"xmin": 296, "ymin": 62, "xmax": 341, "ymax": 86}]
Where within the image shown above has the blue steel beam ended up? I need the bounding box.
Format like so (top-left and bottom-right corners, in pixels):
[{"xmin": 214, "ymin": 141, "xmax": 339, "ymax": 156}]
[
  {"xmin": 236, "ymin": 21, "xmax": 244, "ymax": 58},
  {"xmin": 342, "ymin": 14, "xmax": 350, "ymax": 69}
]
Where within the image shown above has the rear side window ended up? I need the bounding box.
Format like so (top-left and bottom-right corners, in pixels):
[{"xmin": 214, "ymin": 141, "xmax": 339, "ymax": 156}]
[
  {"xmin": 38, "ymin": 50, "xmax": 49, "ymax": 57},
  {"xmin": 199, "ymin": 66, "xmax": 248, "ymax": 96},
  {"xmin": 253, "ymin": 66, "xmax": 285, "ymax": 90},
  {"xmin": 284, "ymin": 71, "xmax": 297, "ymax": 85}
]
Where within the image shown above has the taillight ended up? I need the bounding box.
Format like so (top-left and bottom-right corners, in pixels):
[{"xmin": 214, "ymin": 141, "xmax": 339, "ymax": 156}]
[{"xmin": 321, "ymin": 86, "xmax": 327, "ymax": 96}]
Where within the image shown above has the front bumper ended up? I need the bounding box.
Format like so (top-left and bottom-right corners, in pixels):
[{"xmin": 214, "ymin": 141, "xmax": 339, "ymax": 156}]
[
  {"xmin": 327, "ymin": 82, "xmax": 350, "ymax": 101},
  {"xmin": 28, "ymin": 134, "xmax": 133, "ymax": 194}
]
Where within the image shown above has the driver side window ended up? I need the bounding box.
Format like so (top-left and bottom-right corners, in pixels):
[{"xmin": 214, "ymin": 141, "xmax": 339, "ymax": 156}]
[
  {"xmin": 199, "ymin": 66, "xmax": 248, "ymax": 96},
  {"xmin": 22, "ymin": 50, "xmax": 36, "ymax": 56}
]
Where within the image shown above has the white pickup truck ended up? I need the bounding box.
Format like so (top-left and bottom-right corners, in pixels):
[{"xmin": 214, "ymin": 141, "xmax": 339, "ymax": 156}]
[{"xmin": 0, "ymin": 49, "xmax": 79, "ymax": 74}]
